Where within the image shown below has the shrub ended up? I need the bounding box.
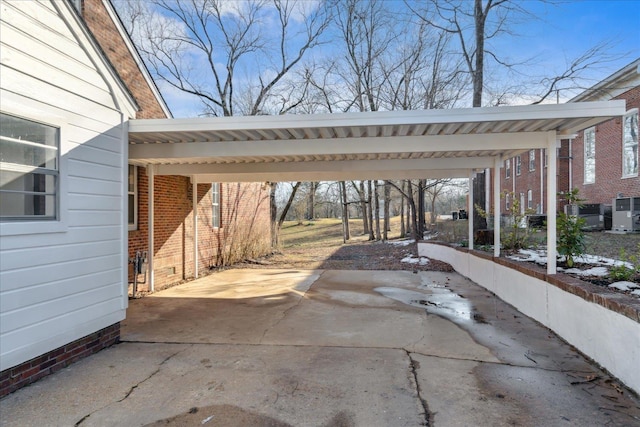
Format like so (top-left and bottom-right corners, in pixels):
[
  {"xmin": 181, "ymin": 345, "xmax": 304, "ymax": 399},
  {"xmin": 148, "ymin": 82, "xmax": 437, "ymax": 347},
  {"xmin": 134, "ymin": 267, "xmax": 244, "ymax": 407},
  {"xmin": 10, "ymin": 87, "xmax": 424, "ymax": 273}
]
[
  {"xmin": 556, "ymin": 189, "xmax": 586, "ymax": 268},
  {"xmin": 609, "ymin": 245, "xmax": 640, "ymax": 282}
]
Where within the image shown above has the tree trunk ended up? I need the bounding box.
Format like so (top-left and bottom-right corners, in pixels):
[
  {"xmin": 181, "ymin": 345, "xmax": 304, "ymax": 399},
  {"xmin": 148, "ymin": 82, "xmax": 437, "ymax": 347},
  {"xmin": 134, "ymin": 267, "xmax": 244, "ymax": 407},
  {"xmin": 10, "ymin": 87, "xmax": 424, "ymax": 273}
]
[
  {"xmin": 406, "ymin": 180, "xmax": 414, "ymax": 237},
  {"xmin": 383, "ymin": 181, "xmax": 390, "ymax": 241},
  {"xmin": 417, "ymin": 179, "xmax": 426, "ymax": 239},
  {"xmin": 367, "ymin": 180, "xmax": 375, "ymax": 241},
  {"xmin": 400, "ymin": 181, "xmax": 406, "ymax": 238},
  {"xmin": 270, "ymin": 182, "xmax": 278, "ymax": 248},
  {"xmin": 307, "ymin": 182, "xmax": 317, "ymax": 220},
  {"xmin": 374, "ymin": 180, "xmax": 381, "ymax": 241},
  {"xmin": 357, "ymin": 181, "xmax": 370, "ymax": 235},
  {"xmin": 340, "ymin": 181, "xmax": 350, "ymax": 241},
  {"xmin": 278, "ymin": 182, "xmax": 302, "ymax": 229}
]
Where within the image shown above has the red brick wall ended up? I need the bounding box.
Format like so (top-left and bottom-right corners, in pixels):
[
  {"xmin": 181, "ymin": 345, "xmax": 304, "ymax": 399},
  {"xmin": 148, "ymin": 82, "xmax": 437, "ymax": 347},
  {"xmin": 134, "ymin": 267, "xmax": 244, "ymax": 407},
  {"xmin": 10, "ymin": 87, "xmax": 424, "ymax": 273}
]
[
  {"xmin": 497, "ymin": 149, "xmax": 550, "ymax": 214},
  {"xmin": 0, "ymin": 324, "xmax": 119, "ymax": 398},
  {"xmin": 129, "ymin": 173, "xmax": 271, "ymax": 291},
  {"xmin": 81, "ymin": 0, "xmax": 167, "ymax": 119},
  {"xmin": 570, "ymin": 86, "xmax": 640, "ymax": 205}
]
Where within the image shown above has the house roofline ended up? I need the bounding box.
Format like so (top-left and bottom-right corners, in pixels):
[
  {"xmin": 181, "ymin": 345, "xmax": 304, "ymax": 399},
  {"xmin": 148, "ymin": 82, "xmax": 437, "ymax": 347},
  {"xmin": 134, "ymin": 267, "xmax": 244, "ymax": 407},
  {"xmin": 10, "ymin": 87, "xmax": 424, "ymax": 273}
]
[
  {"xmin": 569, "ymin": 58, "xmax": 640, "ymax": 103},
  {"xmin": 101, "ymin": 0, "xmax": 173, "ymax": 118}
]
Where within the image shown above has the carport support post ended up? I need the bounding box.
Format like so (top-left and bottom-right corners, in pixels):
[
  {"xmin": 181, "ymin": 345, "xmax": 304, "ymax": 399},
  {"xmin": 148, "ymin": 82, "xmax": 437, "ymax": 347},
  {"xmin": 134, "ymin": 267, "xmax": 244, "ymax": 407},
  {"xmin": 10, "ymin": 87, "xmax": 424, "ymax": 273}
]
[
  {"xmin": 192, "ymin": 176, "xmax": 198, "ymax": 279},
  {"xmin": 493, "ymin": 158, "xmax": 501, "ymax": 257},
  {"xmin": 147, "ymin": 165, "xmax": 155, "ymax": 292},
  {"xmin": 468, "ymin": 171, "xmax": 474, "ymax": 250},
  {"xmin": 546, "ymin": 133, "xmax": 558, "ymax": 274}
]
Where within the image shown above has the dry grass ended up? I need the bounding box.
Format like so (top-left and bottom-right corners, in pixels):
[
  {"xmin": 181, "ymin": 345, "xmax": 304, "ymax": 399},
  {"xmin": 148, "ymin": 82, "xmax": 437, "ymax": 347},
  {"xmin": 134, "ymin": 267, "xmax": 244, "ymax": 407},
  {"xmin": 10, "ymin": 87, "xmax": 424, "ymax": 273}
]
[{"xmin": 236, "ymin": 216, "xmax": 452, "ymax": 272}]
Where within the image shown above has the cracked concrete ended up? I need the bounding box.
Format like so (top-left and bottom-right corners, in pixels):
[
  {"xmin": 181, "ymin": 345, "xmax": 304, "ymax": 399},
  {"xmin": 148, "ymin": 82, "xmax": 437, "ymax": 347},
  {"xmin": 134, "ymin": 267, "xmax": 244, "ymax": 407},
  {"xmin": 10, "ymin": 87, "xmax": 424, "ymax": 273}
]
[{"xmin": 1, "ymin": 269, "xmax": 639, "ymax": 426}]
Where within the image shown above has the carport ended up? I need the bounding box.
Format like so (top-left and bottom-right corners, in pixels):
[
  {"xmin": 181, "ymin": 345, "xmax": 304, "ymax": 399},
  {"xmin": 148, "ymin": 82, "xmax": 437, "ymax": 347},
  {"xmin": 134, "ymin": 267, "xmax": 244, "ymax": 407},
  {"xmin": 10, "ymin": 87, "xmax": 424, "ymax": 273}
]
[{"xmin": 128, "ymin": 100, "xmax": 626, "ymax": 291}]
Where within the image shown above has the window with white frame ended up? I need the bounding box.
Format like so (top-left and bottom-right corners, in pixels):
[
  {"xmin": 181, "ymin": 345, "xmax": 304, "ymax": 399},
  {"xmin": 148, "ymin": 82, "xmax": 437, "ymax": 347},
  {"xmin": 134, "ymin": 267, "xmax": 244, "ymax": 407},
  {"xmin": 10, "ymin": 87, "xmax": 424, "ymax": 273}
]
[
  {"xmin": 527, "ymin": 189, "xmax": 533, "ymax": 210},
  {"xmin": 515, "ymin": 155, "xmax": 522, "ymax": 176},
  {"xmin": 505, "ymin": 193, "xmax": 510, "ymax": 211},
  {"xmin": 529, "ymin": 149, "xmax": 535, "ymax": 171},
  {"xmin": 505, "ymin": 158, "xmax": 511, "ymax": 178},
  {"xmin": 0, "ymin": 113, "xmax": 59, "ymax": 220},
  {"xmin": 622, "ymin": 109, "xmax": 638, "ymax": 177},
  {"xmin": 584, "ymin": 127, "xmax": 595, "ymax": 183},
  {"xmin": 211, "ymin": 182, "xmax": 220, "ymax": 228},
  {"xmin": 128, "ymin": 164, "xmax": 138, "ymax": 230}
]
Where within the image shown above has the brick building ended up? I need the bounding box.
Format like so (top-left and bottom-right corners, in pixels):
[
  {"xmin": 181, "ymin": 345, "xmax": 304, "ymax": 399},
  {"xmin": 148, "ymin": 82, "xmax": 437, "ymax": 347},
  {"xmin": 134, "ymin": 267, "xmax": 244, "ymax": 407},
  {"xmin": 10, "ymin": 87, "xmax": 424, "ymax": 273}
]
[
  {"xmin": 81, "ymin": 0, "xmax": 271, "ymax": 291},
  {"xmin": 498, "ymin": 59, "xmax": 639, "ymax": 220}
]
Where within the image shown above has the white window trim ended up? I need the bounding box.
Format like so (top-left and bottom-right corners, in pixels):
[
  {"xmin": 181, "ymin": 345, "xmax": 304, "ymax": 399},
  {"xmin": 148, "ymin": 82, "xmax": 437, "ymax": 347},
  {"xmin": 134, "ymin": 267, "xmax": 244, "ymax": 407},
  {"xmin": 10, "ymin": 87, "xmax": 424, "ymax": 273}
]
[
  {"xmin": 527, "ymin": 189, "xmax": 533, "ymax": 209},
  {"xmin": 622, "ymin": 108, "xmax": 638, "ymax": 178},
  {"xmin": 0, "ymin": 110, "xmax": 68, "ymax": 236},
  {"xmin": 529, "ymin": 149, "xmax": 536, "ymax": 172},
  {"xmin": 128, "ymin": 164, "xmax": 138, "ymax": 231},
  {"xmin": 584, "ymin": 127, "xmax": 596, "ymax": 184},
  {"xmin": 516, "ymin": 155, "xmax": 522, "ymax": 176},
  {"xmin": 211, "ymin": 182, "xmax": 220, "ymax": 229},
  {"xmin": 505, "ymin": 158, "xmax": 511, "ymax": 179}
]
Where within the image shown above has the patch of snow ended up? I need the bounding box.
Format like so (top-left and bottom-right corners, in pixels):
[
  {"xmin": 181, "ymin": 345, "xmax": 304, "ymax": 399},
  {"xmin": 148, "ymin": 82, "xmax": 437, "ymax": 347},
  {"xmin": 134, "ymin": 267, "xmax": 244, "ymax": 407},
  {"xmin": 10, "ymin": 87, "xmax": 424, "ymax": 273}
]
[
  {"xmin": 608, "ymin": 281, "xmax": 640, "ymax": 291},
  {"xmin": 558, "ymin": 266, "xmax": 609, "ymax": 277},
  {"xmin": 507, "ymin": 249, "xmax": 547, "ymax": 264},
  {"xmin": 632, "ymin": 290, "xmax": 640, "ymax": 296},
  {"xmin": 389, "ymin": 240, "xmax": 415, "ymax": 246},
  {"xmin": 401, "ymin": 255, "xmax": 430, "ymax": 265}
]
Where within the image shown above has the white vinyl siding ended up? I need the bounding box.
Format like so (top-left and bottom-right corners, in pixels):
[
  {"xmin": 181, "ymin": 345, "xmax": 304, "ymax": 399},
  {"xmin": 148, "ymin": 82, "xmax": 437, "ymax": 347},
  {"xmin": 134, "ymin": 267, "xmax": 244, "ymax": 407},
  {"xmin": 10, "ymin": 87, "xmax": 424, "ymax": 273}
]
[
  {"xmin": 622, "ymin": 110, "xmax": 638, "ymax": 177},
  {"xmin": 0, "ymin": 0, "xmax": 135, "ymax": 371},
  {"xmin": 584, "ymin": 127, "xmax": 595, "ymax": 184}
]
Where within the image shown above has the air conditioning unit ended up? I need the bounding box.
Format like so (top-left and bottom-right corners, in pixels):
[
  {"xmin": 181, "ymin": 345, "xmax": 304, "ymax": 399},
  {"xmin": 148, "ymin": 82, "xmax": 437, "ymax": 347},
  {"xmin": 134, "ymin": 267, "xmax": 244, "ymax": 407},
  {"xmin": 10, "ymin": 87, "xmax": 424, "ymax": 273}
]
[
  {"xmin": 612, "ymin": 197, "xmax": 640, "ymax": 232},
  {"xmin": 564, "ymin": 203, "xmax": 606, "ymax": 230}
]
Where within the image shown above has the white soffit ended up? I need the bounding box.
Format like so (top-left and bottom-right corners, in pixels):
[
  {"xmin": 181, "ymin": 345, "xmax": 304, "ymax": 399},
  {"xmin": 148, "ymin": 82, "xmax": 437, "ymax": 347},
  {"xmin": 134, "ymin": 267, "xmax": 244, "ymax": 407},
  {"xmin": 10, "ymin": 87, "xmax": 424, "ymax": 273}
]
[{"xmin": 128, "ymin": 100, "xmax": 625, "ymax": 181}]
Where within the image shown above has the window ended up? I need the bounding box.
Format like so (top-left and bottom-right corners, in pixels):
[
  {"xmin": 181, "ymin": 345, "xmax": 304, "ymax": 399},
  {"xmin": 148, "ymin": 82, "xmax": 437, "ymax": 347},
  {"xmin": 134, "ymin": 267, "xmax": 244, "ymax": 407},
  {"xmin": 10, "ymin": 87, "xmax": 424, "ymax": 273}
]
[
  {"xmin": 128, "ymin": 165, "xmax": 138, "ymax": 230},
  {"xmin": 584, "ymin": 127, "xmax": 595, "ymax": 183},
  {"xmin": 211, "ymin": 182, "xmax": 220, "ymax": 228},
  {"xmin": 505, "ymin": 193, "xmax": 510, "ymax": 211},
  {"xmin": 505, "ymin": 159, "xmax": 511, "ymax": 179},
  {"xmin": 527, "ymin": 190, "xmax": 533, "ymax": 210},
  {"xmin": 622, "ymin": 110, "xmax": 638, "ymax": 177},
  {"xmin": 515, "ymin": 155, "xmax": 522, "ymax": 176},
  {"xmin": 0, "ymin": 113, "xmax": 59, "ymax": 220},
  {"xmin": 544, "ymin": 148, "xmax": 548, "ymax": 168},
  {"xmin": 529, "ymin": 150, "xmax": 536, "ymax": 171}
]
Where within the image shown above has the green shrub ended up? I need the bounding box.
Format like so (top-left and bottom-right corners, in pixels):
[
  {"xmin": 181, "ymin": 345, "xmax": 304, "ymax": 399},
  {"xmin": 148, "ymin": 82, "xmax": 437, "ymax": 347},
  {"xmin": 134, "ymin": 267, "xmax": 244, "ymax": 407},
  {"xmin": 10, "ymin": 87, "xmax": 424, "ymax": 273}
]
[
  {"xmin": 609, "ymin": 246, "xmax": 640, "ymax": 282},
  {"xmin": 556, "ymin": 189, "xmax": 586, "ymax": 268}
]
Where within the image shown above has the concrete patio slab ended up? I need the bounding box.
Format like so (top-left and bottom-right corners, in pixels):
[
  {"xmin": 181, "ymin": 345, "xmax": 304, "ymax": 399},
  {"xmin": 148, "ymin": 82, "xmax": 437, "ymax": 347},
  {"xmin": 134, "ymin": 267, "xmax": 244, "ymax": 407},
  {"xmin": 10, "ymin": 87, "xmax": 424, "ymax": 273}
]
[{"xmin": 1, "ymin": 269, "xmax": 639, "ymax": 426}]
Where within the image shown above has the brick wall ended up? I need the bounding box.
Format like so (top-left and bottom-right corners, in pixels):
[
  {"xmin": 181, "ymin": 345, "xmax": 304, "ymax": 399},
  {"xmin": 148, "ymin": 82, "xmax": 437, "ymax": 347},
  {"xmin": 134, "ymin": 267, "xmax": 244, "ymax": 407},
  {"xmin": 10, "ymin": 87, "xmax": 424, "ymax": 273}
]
[
  {"xmin": 498, "ymin": 149, "xmax": 551, "ymax": 214},
  {"xmin": 0, "ymin": 324, "xmax": 119, "ymax": 398},
  {"xmin": 81, "ymin": 0, "xmax": 167, "ymax": 119},
  {"xmin": 570, "ymin": 86, "xmax": 640, "ymax": 205},
  {"xmin": 129, "ymin": 172, "xmax": 272, "ymax": 291}
]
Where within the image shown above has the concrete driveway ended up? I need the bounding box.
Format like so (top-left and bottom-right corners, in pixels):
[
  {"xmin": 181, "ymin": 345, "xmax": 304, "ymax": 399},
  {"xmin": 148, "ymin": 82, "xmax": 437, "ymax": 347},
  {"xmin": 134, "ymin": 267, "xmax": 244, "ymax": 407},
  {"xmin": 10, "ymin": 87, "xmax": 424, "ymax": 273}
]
[{"xmin": 2, "ymin": 269, "xmax": 639, "ymax": 426}]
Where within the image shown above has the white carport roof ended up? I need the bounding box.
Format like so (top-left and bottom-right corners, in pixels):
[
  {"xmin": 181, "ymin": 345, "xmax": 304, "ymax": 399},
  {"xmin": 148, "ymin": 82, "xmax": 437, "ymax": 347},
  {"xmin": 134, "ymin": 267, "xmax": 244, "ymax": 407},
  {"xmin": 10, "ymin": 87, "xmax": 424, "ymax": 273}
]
[
  {"xmin": 128, "ymin": 100, "xmax": 625, "ymax": 182},
  {"xmin": 129, "ymin": 100, "xmax": 627, "ymax": 287}
]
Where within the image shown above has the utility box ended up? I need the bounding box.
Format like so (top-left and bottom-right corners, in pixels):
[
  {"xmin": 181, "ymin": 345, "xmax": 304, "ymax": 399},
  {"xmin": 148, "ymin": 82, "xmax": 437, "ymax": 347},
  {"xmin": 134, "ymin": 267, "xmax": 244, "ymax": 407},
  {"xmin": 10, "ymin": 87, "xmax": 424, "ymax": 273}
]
[
  {"xmin": 564, "ymin": 203, "xmax": 606, "ymax": 230},
  {"xmin": 612, "ymin": 197, "xmax": 640, "ymax": 232}
]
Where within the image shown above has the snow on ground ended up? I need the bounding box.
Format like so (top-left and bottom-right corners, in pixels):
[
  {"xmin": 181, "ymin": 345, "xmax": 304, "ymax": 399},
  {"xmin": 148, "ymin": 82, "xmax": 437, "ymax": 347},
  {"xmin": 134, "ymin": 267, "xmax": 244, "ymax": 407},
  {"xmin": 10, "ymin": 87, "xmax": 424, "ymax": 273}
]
[
  {"xmin": 507, "ymin": 248, "xmax": 639, "ymax": 297},
  {"xmin": 609, "ymin": 281, "xmax": 639, "ymax": 291},
  {"xmin": 389, "ymin": 240, "xmax": 415, "ymax": 247},
  {"xmin": 401, "ymin": 254, "xmax": 430, "ymax": 265}
]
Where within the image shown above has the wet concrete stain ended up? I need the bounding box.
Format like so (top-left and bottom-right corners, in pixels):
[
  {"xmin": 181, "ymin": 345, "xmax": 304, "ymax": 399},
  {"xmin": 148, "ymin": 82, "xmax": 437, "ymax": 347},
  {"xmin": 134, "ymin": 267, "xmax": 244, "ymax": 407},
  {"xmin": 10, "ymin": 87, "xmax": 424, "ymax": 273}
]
[{"xmin": 144, "ymin": 405, "xmax": 355, "ymax": 427}]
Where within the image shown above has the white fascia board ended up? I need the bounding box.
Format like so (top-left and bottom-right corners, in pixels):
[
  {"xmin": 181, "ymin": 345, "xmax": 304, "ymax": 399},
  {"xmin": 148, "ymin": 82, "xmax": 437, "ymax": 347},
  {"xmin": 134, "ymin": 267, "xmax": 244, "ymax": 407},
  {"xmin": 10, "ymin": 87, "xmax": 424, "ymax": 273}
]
[
  {"xmin": 155, "ymin": 157, "xmax": 494, "ymax": 176},
  {"xmin": 178, "ymin": 169, "xmax": 473, "ymax": 183},
  {"xmin": 130, "ymin": 132, "xmax": 550, "ymax": 160},
  {"xmin": 569, "ymin": 58, "xmax": 640, "ymax": 103},
  {"xmin": 128, "ymin": 101, "xmax": 626, "ymax": 135}
]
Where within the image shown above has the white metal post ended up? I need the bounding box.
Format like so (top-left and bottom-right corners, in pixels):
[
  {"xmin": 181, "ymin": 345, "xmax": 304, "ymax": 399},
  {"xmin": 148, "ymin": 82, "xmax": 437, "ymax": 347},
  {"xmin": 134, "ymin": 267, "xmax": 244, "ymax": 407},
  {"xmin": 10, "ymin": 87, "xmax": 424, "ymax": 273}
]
[
  {"xmin": 147, "ymin": 165, "xmax": 155, "ymax": 292},
  {"xmin": 547, "ymin": 133, "xmax": 558, "ymax": 274},
  {"xmin": 493, "ymin": 159, "xmax": 501, "ymax": 258},
  {"xmin": 468, "ymin": 172, "xmax": 474, "ymax": 250},
  {"xmin": 192, "ymin": 176, "xmax": 198, "ymax": 279}
]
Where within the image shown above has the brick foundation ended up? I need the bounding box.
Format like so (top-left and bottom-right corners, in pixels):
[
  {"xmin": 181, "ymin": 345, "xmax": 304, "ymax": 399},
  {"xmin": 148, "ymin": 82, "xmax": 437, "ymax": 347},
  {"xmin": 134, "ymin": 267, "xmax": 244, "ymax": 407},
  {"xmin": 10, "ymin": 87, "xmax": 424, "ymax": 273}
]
[{"xmin": 0, "ymin": 323, "xmax": 120, "ymax": 399}]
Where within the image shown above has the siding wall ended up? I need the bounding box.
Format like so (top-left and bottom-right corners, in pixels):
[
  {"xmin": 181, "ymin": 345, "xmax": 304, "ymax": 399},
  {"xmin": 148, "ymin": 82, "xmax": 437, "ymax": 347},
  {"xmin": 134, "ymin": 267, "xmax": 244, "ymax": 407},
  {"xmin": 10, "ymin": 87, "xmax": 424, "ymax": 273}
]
[{"xmin": 0, "ymin": 0, "xmax": 133, "ymax": 371}]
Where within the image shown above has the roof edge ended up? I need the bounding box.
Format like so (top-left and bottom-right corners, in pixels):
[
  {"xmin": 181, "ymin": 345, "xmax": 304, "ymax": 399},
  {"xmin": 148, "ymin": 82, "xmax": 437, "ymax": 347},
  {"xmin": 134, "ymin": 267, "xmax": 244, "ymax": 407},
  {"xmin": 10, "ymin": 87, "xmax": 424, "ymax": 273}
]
[
  {"xmin": 101, "ymin": 0, "xmax": 173, "ymax": 118},
  {"xmin": 569, "ymin": 58, "xmax": 640, "ymax": 103}
]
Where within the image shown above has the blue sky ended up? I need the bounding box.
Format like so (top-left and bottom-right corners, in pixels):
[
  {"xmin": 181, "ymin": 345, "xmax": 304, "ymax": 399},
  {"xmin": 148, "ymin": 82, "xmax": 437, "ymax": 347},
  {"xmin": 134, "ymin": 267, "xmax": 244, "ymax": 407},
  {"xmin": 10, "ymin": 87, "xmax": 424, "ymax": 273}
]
[{"xmin": 140, "ymin": 0, "xmax": 640, "ymax": 118}]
